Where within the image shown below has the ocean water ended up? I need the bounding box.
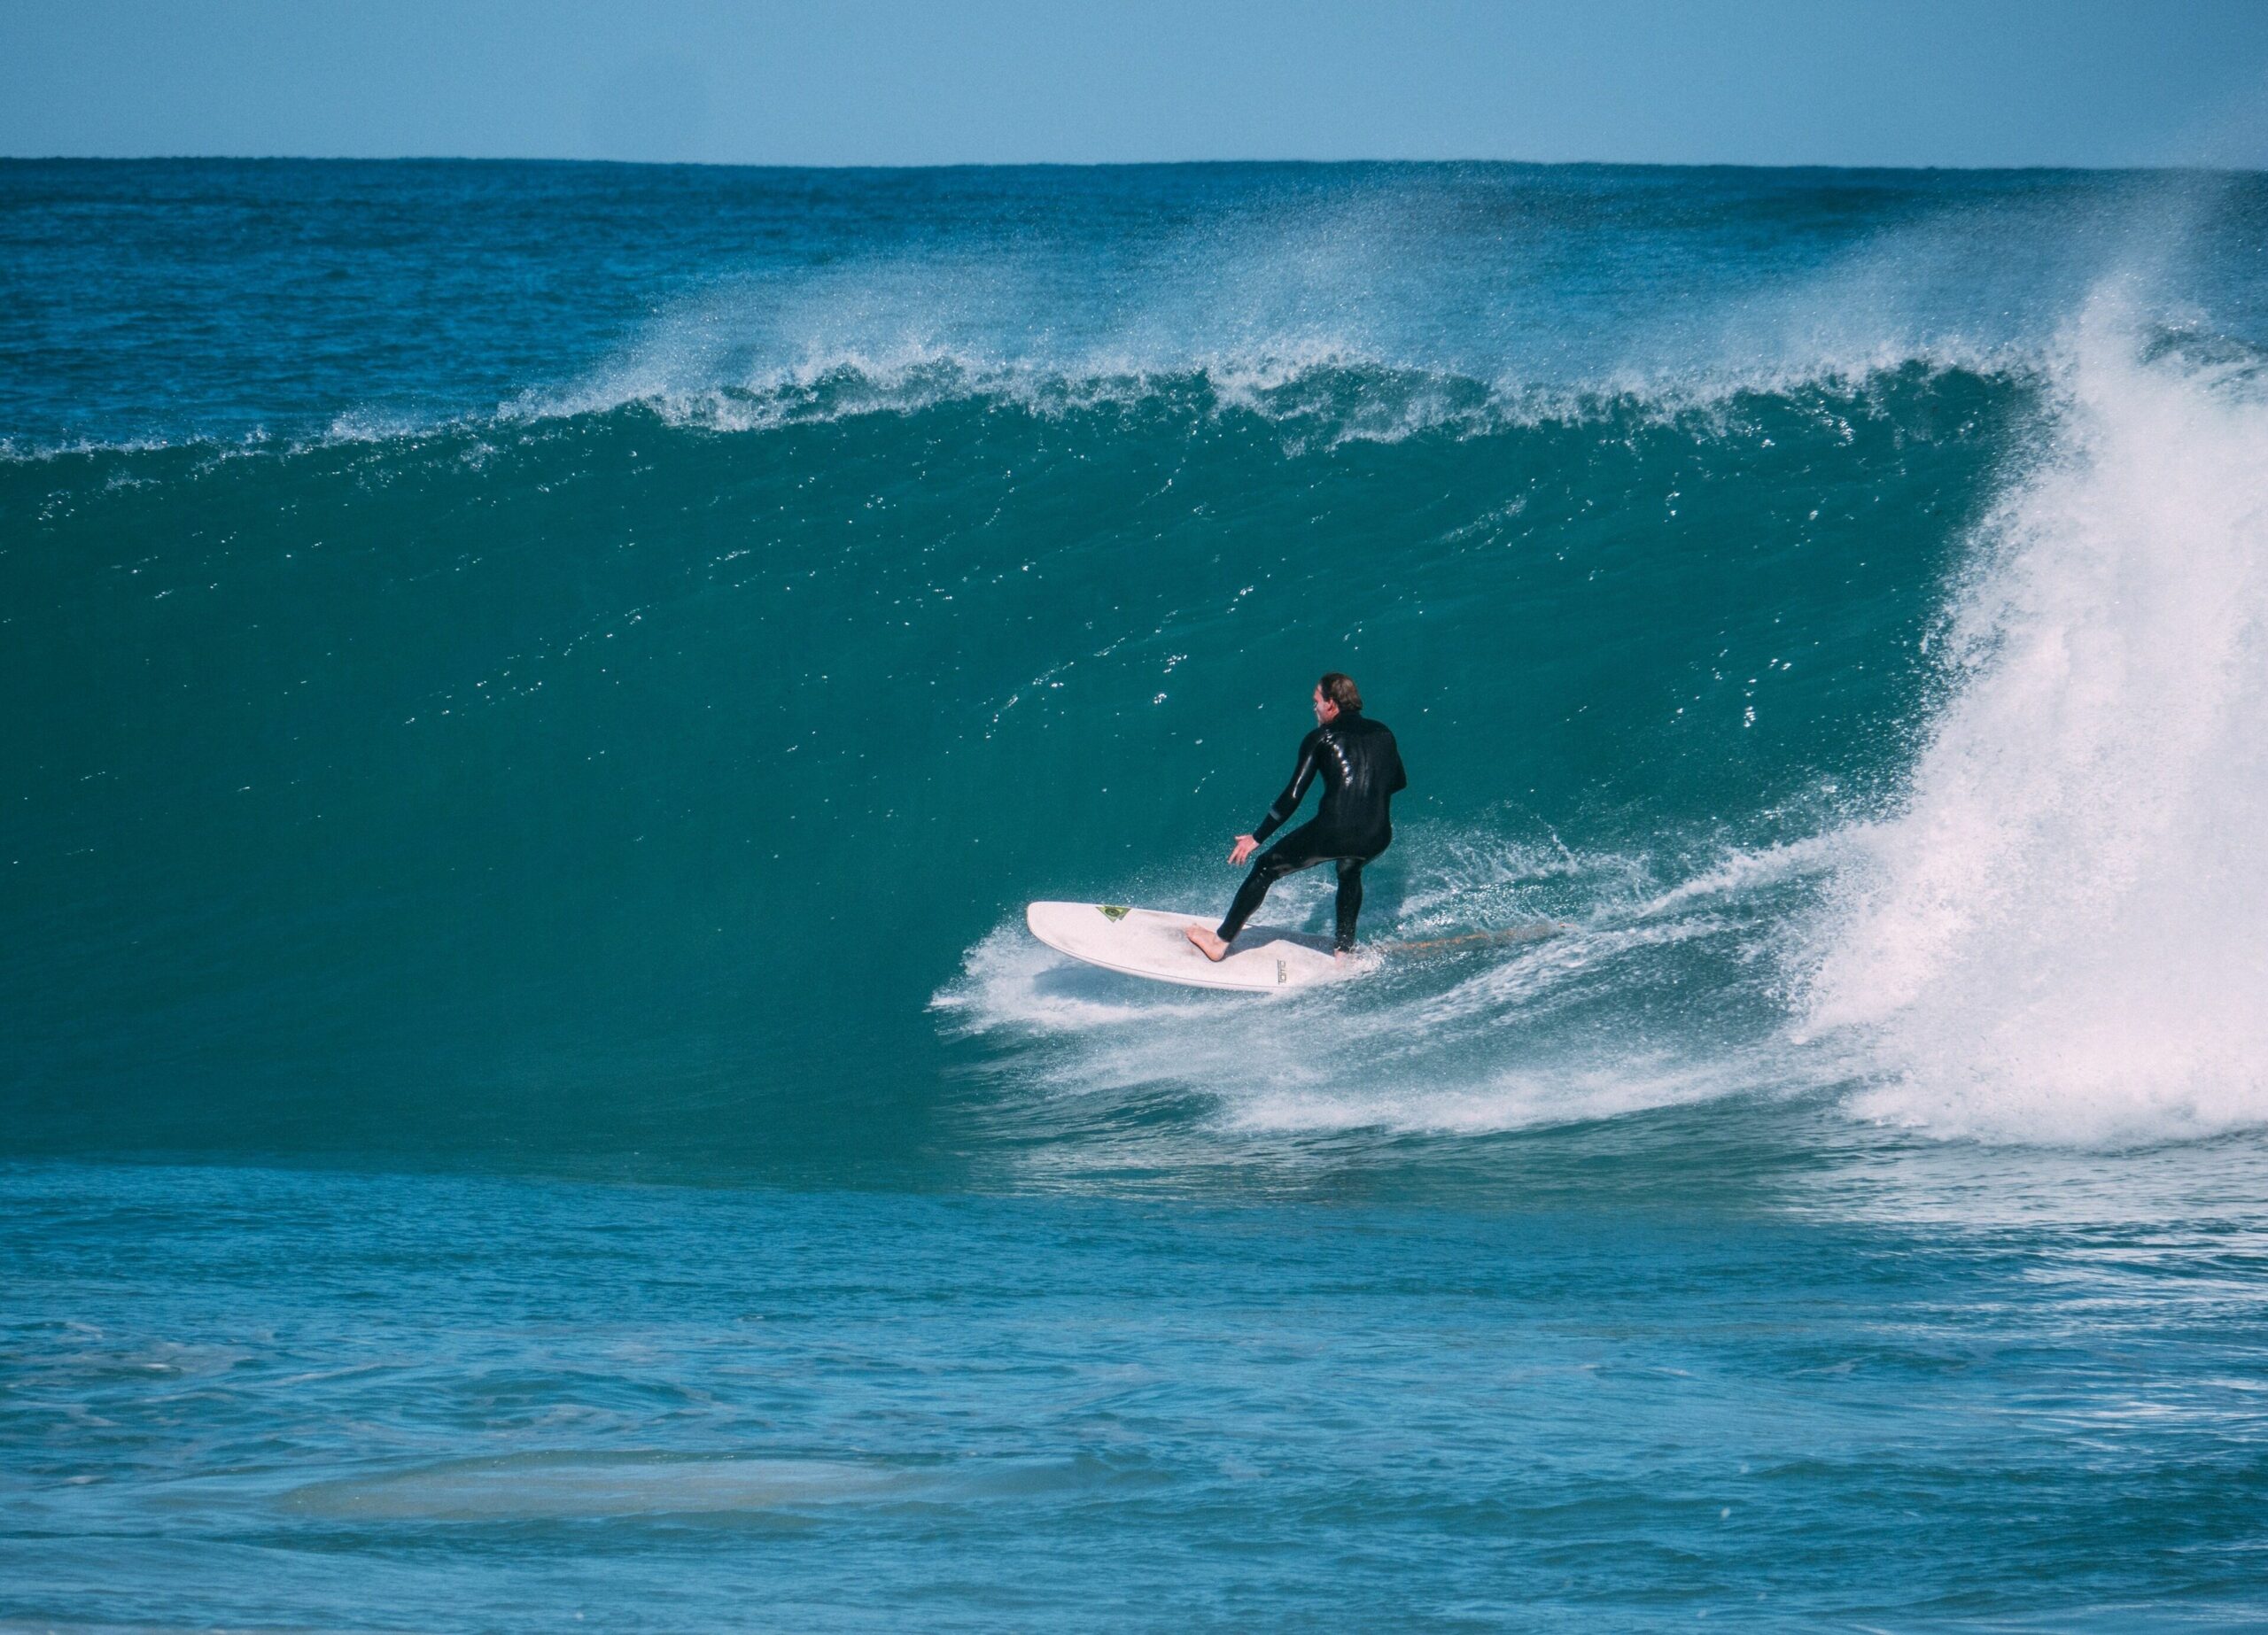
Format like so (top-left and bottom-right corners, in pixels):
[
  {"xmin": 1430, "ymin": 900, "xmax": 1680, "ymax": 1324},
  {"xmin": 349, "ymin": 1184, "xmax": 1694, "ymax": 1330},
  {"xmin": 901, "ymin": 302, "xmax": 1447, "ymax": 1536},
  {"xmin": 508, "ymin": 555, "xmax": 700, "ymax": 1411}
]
[{"xmin": 5, "ymin": 159, "xmax": 2268, "ymax": 1629}]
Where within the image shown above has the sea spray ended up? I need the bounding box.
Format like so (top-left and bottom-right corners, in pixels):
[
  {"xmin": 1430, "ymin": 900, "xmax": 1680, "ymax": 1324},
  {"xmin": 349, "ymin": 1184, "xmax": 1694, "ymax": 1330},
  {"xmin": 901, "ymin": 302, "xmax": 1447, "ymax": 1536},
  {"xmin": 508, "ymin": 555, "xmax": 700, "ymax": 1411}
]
[{"xmin": 1805, "ymin": 302, "xmax": 2268, "ymax": 1143}]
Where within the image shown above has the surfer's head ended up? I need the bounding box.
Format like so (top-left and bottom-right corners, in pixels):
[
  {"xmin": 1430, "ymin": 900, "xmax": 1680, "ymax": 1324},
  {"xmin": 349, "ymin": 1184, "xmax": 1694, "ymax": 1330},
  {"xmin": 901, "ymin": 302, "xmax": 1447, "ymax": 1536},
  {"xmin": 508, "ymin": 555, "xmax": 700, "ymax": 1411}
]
[{"xmin": 1315, "ymin": 671, "xmax": 1362, "ymax": 723}]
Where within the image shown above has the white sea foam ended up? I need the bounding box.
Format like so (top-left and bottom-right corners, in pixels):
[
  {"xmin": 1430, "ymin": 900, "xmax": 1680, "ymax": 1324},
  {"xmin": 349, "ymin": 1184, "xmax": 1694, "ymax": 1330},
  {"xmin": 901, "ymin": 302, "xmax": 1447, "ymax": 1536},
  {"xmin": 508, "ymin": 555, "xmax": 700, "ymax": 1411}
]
[
  {"xmin": 1803, "ymin": 298, "xmax": 2268, "ymax": 1145},
  {"xmin": 933, "ymin": 825, "xmax": 1810, "ymax": 1140}
]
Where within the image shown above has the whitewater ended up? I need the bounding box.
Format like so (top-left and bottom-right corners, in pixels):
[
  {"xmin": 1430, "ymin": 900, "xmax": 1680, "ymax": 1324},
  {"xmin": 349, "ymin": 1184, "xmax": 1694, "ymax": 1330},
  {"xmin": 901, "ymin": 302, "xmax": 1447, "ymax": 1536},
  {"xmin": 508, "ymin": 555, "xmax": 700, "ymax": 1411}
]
[{"xmin": 4, "ymin": 159, "xmax": 2268, "ymax": 1631}]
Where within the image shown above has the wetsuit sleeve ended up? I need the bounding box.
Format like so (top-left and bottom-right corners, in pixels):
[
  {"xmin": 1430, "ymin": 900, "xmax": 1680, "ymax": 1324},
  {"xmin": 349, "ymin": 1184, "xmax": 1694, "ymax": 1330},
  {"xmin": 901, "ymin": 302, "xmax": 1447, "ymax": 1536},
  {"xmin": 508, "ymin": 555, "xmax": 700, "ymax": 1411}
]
[
  {"xmin": 1251, "ymin": 728, "xmax": 1322, "ymax": 842},
  {"xmin": 1389, "ymin": 734, "xmax": 1407, "ymax": 795}
]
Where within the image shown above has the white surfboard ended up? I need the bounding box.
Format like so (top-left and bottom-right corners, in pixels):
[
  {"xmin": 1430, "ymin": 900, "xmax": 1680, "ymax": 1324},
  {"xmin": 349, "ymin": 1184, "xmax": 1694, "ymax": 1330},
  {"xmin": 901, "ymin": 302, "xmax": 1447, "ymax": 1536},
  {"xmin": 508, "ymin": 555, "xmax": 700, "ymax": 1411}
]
[{"xmin": 1025, "ymin": 901, "xmax": 1343, "ymax": 991}]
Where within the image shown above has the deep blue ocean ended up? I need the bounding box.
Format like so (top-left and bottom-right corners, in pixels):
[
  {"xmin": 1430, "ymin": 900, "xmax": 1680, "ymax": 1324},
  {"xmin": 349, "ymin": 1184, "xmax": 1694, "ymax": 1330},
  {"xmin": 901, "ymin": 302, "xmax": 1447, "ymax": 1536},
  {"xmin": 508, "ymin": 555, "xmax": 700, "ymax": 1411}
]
[{"xmin": 6, "ymin": 159, "xmax": 2268, "ymax": 1630}]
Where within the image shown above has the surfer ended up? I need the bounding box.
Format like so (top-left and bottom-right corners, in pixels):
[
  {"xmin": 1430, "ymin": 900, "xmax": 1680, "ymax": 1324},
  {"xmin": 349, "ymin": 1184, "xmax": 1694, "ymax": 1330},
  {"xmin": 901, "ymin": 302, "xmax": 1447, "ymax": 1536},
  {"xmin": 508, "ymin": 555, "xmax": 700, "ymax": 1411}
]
[{"xmin": 1187, "ymin": 672, "xmax": 1406, "ymax": 962}]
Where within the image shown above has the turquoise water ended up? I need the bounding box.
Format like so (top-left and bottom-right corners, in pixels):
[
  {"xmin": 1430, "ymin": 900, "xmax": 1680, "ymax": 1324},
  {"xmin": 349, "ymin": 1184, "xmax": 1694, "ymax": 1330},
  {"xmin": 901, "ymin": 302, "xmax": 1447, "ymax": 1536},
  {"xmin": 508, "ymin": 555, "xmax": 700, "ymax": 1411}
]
[{"xmin": 5, "ymin": 159, "xmax": 2268, "ymax": 1628}]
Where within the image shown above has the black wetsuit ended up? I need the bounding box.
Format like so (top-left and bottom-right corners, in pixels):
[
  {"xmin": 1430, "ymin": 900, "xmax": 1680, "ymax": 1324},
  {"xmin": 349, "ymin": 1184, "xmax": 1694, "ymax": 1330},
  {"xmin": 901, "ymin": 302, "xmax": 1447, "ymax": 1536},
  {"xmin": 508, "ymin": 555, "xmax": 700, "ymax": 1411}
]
[{"xmin": 1216, "ymin": 709, "xmax": 1407, "ymax": 952}]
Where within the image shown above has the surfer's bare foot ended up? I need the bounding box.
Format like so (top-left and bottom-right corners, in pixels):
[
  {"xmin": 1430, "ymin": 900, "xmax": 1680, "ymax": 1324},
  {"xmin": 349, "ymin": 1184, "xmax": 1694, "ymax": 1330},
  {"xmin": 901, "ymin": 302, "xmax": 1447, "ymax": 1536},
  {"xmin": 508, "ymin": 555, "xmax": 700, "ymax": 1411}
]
[{"xmin": 1184, "ymin": 925, "xmax": 1230, "ymax": 962}]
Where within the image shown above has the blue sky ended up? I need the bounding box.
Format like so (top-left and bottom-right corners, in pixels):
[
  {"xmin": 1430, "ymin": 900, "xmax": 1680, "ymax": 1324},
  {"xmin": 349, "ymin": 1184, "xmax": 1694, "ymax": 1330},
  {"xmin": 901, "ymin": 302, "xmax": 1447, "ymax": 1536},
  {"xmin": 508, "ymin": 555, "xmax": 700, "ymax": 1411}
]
[{"xmin": 4, "ymin": 0, "xmax": 2266, "ymax": 169}]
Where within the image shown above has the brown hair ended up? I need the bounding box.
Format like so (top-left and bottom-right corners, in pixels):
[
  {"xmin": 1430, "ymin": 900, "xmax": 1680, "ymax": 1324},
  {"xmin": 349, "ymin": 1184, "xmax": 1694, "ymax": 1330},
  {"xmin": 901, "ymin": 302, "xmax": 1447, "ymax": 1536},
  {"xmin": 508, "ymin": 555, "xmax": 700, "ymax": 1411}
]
[{"xmin": 1318, "ymin": 671, "xmax": 1363, "ymax": 712}]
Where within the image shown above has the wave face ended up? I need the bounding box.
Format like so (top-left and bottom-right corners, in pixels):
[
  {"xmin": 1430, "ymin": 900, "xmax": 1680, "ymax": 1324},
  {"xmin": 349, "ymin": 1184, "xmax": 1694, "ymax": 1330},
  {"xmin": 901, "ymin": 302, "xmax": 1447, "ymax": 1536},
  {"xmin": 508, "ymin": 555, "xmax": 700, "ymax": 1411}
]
[{"xmin": 4, "ymin": 160, "xmax": 2268, "ymax": 1170}]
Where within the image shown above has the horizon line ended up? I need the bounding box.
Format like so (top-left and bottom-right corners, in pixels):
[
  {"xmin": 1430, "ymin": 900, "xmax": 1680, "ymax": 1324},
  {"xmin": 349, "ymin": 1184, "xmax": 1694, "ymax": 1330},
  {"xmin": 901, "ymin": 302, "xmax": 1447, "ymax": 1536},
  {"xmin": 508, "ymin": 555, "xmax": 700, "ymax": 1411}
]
[{"xmin": 5, "ymin": 152, "xmax": 2266, "ymax": 178}]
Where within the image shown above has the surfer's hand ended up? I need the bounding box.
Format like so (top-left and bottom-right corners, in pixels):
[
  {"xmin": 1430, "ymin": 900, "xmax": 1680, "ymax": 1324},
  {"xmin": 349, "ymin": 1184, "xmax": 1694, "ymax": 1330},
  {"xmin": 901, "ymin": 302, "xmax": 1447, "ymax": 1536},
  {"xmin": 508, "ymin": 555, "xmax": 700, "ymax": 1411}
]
[{"xmin": 1229, "ymin": 834, "xmax": 1259, "ymax": 865}]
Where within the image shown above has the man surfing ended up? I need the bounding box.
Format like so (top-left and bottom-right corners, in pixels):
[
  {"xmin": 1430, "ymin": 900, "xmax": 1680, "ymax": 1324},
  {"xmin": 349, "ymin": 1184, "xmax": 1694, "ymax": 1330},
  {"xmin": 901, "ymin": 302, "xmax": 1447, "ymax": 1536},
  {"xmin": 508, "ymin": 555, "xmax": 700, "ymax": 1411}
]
[{"xmin": 1187, "ymin": 671, "xmax": 1407, "ymax": 963}]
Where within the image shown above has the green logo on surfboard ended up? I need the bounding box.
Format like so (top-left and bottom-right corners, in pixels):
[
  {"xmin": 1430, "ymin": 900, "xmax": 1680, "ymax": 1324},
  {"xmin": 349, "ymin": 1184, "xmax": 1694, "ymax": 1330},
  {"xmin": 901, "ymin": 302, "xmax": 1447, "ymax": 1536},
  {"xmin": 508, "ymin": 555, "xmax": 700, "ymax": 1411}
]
[{"xmin": 1098, "ymin": 904, "xmax": 1130, "ymax": 920}]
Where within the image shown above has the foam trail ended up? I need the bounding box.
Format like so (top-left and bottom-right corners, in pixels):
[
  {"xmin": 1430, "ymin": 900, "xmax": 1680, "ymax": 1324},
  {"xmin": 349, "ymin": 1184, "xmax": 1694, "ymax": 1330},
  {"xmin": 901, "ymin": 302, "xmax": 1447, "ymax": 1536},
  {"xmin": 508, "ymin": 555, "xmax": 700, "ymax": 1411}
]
[
  {"xmin": 1805, "ymin": 298, "xmax": 2268, "ymax": 1145},
  {"xmin": 936, "ymin": 827, "xmax": 1819, "ymax": 1144}
]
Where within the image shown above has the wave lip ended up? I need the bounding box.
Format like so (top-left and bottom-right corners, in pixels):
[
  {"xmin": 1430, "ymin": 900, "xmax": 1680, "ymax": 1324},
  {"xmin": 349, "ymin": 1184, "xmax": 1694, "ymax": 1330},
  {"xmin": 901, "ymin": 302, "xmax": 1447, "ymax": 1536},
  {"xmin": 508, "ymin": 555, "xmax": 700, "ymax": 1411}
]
[
  {"xmin": 0, "ymin": 322, "xmax": 2044, "ymax": 463},
  {"xmin": 487, "ymin": 235, "xmax": 2052, "ymax": 447},
  {"xmin": 504, "ymin": 333, "xmax": 2029, "ymax": 450}
]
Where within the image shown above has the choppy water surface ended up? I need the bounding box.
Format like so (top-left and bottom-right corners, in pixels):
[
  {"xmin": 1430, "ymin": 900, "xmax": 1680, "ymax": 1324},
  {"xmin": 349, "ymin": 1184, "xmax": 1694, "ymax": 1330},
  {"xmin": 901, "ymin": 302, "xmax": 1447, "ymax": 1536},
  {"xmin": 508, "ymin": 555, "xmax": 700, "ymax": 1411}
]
[{"xmin": 4, "ymin": 159, "xmax": 2268, "ymax": 1629}]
